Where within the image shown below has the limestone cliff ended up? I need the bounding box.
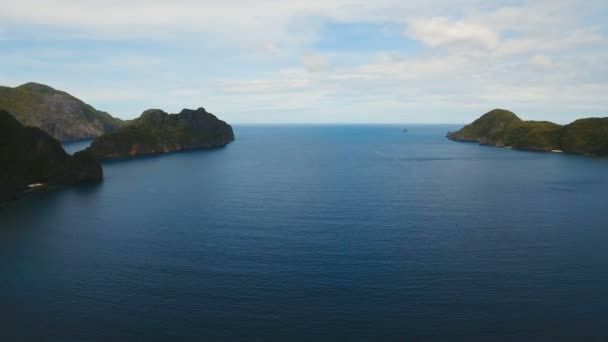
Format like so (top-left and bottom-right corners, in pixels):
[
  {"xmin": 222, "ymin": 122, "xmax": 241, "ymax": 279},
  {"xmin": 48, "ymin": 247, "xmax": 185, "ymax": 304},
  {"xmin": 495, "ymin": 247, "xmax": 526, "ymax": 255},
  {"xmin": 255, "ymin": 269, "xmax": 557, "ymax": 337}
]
[
  {"xmin": 0, "ymin": 82, "xmax": 123, "ymax": 141},
  {"xmin": 87, "ymin": 107, "xmax": 234, "ymax": 159}
]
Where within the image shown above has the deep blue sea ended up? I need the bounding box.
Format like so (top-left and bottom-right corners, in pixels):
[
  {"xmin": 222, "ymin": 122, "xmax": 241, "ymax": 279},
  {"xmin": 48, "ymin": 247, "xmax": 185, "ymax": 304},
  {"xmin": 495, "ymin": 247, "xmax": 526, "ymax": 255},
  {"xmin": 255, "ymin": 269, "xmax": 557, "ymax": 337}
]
[{"xmin": 1, "ymin": 125, "xmax": 608, "ymax": 341}]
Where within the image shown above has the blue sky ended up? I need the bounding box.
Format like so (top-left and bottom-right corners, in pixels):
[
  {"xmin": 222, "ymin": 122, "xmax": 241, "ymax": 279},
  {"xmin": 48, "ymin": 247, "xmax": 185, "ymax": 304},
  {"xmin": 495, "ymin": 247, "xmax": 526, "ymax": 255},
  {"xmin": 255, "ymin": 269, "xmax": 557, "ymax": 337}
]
[{"xmin": 1, "ymin": 0, "xmax": 607, "ymax": 123}]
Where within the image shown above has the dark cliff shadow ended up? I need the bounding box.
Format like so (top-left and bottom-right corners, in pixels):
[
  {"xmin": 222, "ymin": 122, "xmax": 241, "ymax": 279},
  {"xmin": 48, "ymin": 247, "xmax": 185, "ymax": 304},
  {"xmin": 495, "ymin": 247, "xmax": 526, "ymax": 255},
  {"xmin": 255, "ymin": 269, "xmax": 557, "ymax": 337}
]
[{"xmin": 0, "ymin": 180, "xmax": 103, "ymax": 213}]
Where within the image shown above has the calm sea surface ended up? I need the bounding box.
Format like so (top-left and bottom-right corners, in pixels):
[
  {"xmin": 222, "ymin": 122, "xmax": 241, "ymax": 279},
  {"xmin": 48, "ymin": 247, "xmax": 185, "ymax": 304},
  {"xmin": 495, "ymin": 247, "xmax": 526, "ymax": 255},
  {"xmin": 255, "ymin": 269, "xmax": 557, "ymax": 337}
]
[{"xmin": 1, "ymin": 125, "xmax": 608, "ymax": 341}]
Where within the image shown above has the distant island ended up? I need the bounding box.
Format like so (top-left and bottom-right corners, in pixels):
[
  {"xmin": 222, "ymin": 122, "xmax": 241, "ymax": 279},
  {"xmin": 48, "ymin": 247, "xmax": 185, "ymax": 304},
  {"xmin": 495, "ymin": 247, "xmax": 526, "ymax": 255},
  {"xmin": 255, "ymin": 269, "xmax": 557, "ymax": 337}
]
[
  {"xmin": 0, "ymin": 110, "xmax": 102, "ymax": 202},
  {"xmin": 0, "ymin": 82, "xmax": 236, "ymax": 202},
  {"xmin": 86, "ymin": 107, "xmax": 235, "ymax": 159},
  {"xmin": 0, "ymin": 82, "xmax": 124, "ymax": 141},
  {"xmin": 447, "ymin": 109, "xmax": 608, "ymax": 156}
]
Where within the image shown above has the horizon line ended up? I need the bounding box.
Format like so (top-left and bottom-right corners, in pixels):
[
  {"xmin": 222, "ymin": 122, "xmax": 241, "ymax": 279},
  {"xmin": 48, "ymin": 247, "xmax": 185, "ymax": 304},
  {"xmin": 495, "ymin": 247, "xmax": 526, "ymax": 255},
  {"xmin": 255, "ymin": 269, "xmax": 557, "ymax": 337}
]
[{"xmin": 229, "ymin": 122, "xmax": 465, "ymax": 125}]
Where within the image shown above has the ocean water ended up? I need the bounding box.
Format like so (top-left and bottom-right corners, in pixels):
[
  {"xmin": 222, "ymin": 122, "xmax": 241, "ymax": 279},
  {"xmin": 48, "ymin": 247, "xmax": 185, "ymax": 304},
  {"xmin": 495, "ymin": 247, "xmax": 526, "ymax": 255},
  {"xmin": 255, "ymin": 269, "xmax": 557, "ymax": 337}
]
[
  {"xmin": 1, "ymin": 125, "xmax": 608, "ymax": 341},
  {"xmin": 63, "ymin": 139, "xmax": 94, "ymax": 155}
]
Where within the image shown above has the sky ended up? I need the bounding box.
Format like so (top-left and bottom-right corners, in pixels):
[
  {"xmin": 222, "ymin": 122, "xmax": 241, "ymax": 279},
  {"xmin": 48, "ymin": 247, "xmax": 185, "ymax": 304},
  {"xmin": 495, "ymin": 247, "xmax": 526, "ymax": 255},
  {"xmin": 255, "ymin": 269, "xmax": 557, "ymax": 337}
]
[{"xmin": 1, "ymin": 0, "xmax": 607, "ymax": 123}]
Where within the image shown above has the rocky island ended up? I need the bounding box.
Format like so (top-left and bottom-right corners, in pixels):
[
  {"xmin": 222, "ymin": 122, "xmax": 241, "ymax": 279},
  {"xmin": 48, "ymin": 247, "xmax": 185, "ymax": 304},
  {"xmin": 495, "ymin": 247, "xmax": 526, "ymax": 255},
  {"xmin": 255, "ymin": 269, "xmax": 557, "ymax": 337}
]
[
  {"xmin": 447, "ymin": 109, "xmax": 608, "ymax": 156},
  {"xmin": 86, "ymin": 107, "xmax": 234, "ymax": 159},
  {"xmin": 0, "ymin": 82, "xmax": 124, "ymax": 141},
  {"xmin": 0, "ymin": 110, "xmax": 103, "ymax": 202}
]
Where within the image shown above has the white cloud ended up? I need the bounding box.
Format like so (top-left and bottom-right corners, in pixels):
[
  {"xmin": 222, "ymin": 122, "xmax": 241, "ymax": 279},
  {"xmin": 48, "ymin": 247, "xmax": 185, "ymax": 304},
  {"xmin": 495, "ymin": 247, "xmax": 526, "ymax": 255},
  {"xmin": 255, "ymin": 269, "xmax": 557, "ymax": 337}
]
[
  {"xmin": 168, "ymin": 88, "xmax": 203, "ymax": 98},
  {"xmin": 530, "ymin": 54, "xmax": 553, "ymax": 68},
  {"xmin": 496, "ymin": 28, "xmax": 605, "ymax": 57},
  {"xmin": 302, "ymin": 53, "xmax": 330, "ymax": 71},
  {"xmin": 407, "ymin": 17, "xmax": 500, "ymax": 49},
  {"xmin": 1, "ymin": 0, "xmax": 607, "ymax": 123},
  {"xmin": 222, "ymin": 79, "xmax": 314, "ymax": 94},
  {"xmin": 0, "ymin": 1, "xmax": 512, "ymax": 48},
  {"xmin": 213, "ymin": 45, "xmax": 608, "ymax": 122}
]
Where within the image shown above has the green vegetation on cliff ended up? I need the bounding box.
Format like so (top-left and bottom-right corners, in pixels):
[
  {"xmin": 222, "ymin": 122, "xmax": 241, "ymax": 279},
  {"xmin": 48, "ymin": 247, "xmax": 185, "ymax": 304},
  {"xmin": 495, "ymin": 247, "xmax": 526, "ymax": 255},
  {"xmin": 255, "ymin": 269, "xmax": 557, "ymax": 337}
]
[
  {"xmin": 0, "ymin": 110, "xmax": 103, "ymax": 202},
  {"xmin": 508, "ymin": 121, "xmax": 562, "ymax": 151},
  {"xmin": 448, "ymin": 109, "xmax": 522, "ymax": 146},
  {"xmin": 0, "ymin": 82, "xmax": 123, "ymax": 141},
  {"xmin": 560, "ymin": 118, "xmax": 608, "ymax": 156},
  {"xmin": 87, "ymin": 107, "xmax": 234, "ymax": 159},
  {"xmin": 447, "ymin": 109, "xmax": 608, "ymax": 155}
]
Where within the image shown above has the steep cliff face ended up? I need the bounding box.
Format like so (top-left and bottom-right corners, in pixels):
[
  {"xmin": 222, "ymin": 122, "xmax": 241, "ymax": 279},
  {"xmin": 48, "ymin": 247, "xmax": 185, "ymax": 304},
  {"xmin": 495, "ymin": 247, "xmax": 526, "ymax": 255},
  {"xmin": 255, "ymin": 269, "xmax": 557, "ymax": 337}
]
[
  {"xmin": 447, "ymin": 109, "xmax": 608, "ymax": 155},
  {"xmin": 0, "ymin": 110, "xmax": 103, "ymax": 202},
  {"xmin": 0, "ymin": 82, "xmax": 123, "ymax": 141},
  {"xmin": 87, "ymin": 107, "xmax": 234, "ymax": 159}
]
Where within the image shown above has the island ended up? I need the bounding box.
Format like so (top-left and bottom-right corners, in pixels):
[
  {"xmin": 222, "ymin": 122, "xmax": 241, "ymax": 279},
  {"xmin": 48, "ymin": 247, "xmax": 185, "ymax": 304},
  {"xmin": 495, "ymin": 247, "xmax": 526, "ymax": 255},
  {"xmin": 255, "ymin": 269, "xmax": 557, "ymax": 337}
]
[
  {"xmin": 0, "ymin": 82, "xmax": 124, "ymax": 141},
  {"xmin": 447, "ymin": 109, "xmax": 608, "ymax": 156},
  {"xmin": 0, "ymin": 110, "xmax": 103, "ymax": 202},
  {"xmin": 86, "ymin": 107, "xmax": 235, "ymax": 159}
]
